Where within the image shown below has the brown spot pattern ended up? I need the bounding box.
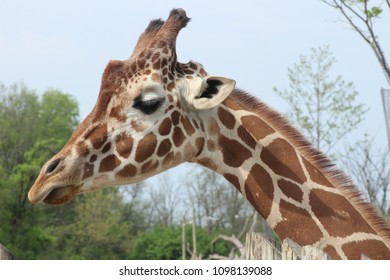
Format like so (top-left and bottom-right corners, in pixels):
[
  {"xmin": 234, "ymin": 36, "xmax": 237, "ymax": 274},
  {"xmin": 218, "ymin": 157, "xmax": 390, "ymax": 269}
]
[
  {"xmin": 207, "ymin": 140, "xmax": 216, "ymax": 151},
  {"xmin": 157, "ymin": 139, "xmax": 172, "ymax": 157},
  {"xmin": 172, "ymin": 127, "xmax": 185, "ymax": 147},
  {"xmin": 218, "ymin": 135, "xmax": 251, "ymax": 167},
  {"xmin": 241, "ymin": 115, "xmax": 274, "ymax": 141},
  {"xmin": 181, "ymin": 115, "xmax": 195, "ymax": 136},
  {"xmin": 141, "ymin": 160, "xmax": 159, "ymax": 174},
  {"xmin": 195, "ymin": 137, "xmax": 205, "ymax": 156},
  {"xmin": 237, "ymin": 125, "xmax": 257, "ymax": 149},
  {"xmin": 275, "ymin": 200, "xmax": 323, "ymax": 245},
  {"xmin": 115, "ymin": 133, "xmax": 134, "ymax": 159},
  {"xmin": 223, "ymin": 173, "xmax": 240, "ymax": 191},
  {"xmin": 171, "ymin": 111, "xmax": 180, "ymax": 125},
  {"xmin": 309, "ymin": 189, "xmax": 375, "ymax": 237},
  {"xmin": 158, "ymin": 118, "xmax": 172, "ymax": 136},
  {"xmin": 278, "ymin": 179, "xmax": 304, "ymax": 203},
  {"xmin": 117, "ymin": 163, "xmax": 137, "ymax": 177},
  {"xmin": 99, "ymin": 155, "xmax": 121, "ymax": 172},
  {"xmin": 218, "ymin": 107, "xmax": 236, "ymax": 129},
  {"xmin": 342, "ymin": 240, "xmax": 390, "ymax": 260},
  {"xmin": 135, "ymin": 132, "xmax": 157, "ymax": 162},
  {"xmin": 89, "ymin": 155, "xmax": 97, "ymax": 163},
  {"xmin": 245, "ymin": 164, "xmax": 274, "ymax": 219},
  {"xmin": 167, "ymin": 82, "xmax": 175, "ymax": 92},
  {"xmin": 302, "ymin": 158, "xmax": 335, "ymax": 188},
  {"xmin": 162, "ymin": 151, "xmax": 181, "ymax": 167},
  {"xmin": 88, "ymin": 124, "xmax": 108, "ymax": 150},
  {"xmin": 208, "ymin": 119, "xmax": 220, "ymax": 136},
  {"xmin": 323, "ymin": 245, "xmax": 341, "ymax": 260},
  {"xmin": 260, "ymin": 138, "xmax": 306, "ymax": 184},
  {"xmin": 197, "ymin": 157, "xmax": 218, "ymax": 170},
  {"xmin": 102, "ymin": 142, "xmax": 111, "ymax": 153},
  {"xmin": 82, "ymin": 162, "xmax": 94, "ymax": 180},
  {"xmin": 153, "ymin": 60, "xmax": 160, "ymax": 70},
  {"xmin": 137, "ymin": 58, "xmax": 146, "ymax": 69},
  {"xmin": 162, "ymin": 151, "xmax": 174, "ymax": 166},
  {"xmin": 223, "ymin": 97, "xmax": 244, "ymax": 111}
]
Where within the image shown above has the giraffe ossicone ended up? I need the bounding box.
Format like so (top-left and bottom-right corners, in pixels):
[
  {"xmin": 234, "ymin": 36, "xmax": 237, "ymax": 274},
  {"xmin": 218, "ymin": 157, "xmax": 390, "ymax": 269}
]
[{"xmin": 28, "ymin": 9, "xmax": 390, "ymax": 259}]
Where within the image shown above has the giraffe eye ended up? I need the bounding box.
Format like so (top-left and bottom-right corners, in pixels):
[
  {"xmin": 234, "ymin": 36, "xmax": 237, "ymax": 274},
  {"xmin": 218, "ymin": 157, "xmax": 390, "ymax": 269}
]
[{"xmin": 133, "ymin": 98, "xmax": 163, "ymax": 115}]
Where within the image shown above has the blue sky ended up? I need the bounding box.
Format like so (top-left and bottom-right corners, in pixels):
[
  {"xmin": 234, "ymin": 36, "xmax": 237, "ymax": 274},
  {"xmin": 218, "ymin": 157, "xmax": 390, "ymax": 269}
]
[{"xmin": 1, "ymin": 0, "xmax": 389, "ymax": 150}]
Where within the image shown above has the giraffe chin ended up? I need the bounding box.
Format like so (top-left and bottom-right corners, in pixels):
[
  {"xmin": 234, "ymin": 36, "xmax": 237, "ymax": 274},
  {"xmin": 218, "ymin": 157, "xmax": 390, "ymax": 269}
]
[{"xmin": 43, "ymin": 185, "xmax": 81, "ymax": 205}]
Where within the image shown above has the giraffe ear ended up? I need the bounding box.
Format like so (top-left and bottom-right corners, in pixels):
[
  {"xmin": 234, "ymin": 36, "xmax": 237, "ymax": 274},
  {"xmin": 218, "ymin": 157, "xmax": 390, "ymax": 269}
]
[{"xmin": 189, "ymin": 76, "xmax": 236, "ymax": 110}]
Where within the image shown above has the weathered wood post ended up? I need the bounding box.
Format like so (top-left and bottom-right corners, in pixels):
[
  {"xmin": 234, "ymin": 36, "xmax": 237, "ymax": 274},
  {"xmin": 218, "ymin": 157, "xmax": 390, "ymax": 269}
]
[
  {"xmin": 245, "ymin": 232, "xmax": 329, "ymax": 260},
  {"xmin": 0, "ymin": 243, "xmax": 15, "ymax": 260},
  {"xmin": 245, "ymin": 232, "xmax": 282, "ymax": 260}
]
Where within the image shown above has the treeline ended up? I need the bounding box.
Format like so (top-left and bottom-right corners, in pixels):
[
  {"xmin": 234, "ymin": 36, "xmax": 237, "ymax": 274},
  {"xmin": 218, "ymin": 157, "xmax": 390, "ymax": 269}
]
[{"xmin": 0, "ymin": 82, "xmax": 259, "ymax": 259}]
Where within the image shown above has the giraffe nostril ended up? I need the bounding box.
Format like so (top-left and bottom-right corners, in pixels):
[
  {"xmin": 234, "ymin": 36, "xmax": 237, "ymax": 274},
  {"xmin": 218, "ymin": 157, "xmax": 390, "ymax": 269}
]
[{"xmin": 46, "ymin": 158, "xmax": 61, "ymax": 174}]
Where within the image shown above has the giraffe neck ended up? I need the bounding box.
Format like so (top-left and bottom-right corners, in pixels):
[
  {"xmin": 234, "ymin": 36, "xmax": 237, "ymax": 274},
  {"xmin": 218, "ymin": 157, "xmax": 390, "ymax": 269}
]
[{"xmin": 196, "ymin": 89, "xmax": 390, "ymax": 259}]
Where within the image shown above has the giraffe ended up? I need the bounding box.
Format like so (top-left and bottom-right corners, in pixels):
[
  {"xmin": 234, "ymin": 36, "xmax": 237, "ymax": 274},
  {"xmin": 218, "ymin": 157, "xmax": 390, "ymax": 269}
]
[{"xmin": 27, "ymin": 9, "xmax": 390, "ymax": 259}]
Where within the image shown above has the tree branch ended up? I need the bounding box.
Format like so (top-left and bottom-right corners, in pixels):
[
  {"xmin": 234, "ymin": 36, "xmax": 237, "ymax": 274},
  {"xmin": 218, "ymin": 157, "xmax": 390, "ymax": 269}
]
[{"xmin": 321, "ymin": 0, "xmax": 390, "ymax": 84}]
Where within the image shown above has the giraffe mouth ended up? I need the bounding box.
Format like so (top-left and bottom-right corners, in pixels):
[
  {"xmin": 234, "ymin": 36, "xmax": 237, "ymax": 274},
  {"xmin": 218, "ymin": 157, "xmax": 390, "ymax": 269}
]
[{"xmin": 42, "ymin": 185, "xmax": 81, "ymax": 205}]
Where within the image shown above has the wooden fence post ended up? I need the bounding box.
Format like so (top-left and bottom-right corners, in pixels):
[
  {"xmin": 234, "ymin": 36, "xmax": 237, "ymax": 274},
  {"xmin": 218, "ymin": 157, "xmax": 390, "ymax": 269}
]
[
  {"xmin": 245, "ymin": 232, "xmax": 281, "ymax": 260},
  {"xmin": 0, "ymin": 243, "xmax": 15, "ymax": 260},
  {"xmin": 282, "ymin": 239, "xmax": 330, "ymax": 260},
  {"xmin": 245, "ymin": 232, "xmax": 330, "ymax": 260}
]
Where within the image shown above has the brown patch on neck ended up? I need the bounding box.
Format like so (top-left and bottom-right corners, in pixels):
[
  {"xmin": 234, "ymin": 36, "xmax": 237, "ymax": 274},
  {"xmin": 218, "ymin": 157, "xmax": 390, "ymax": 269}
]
[
  {"xmin": 302, "ymin": 157, "xmax": 334, "ymax": 189},
  {"xmin": 260, "ymin": 138, "xmax": 306, "ymax": 184},
  {"xmin": 342, "ymin": 239, "xmax": 390, "ymax": 260},
  {"xmin": 218, "ymin": 135, "xmax": 251, "ymax": 168},
  {"xmin": 245, "ymin": 164, "xmax": 274, "ymax": 220},
  {"xmin": 275, "ymin": 200, "xmax": 323, "ymax": 246},
  {"xmin": 218, "ymin": 107, "xmax": 236, "ymax": 129},
  {"xmin": 309, "ymin": 189, "xmax": 376, "ymax": 237},
  {"xmin": 241, "ymin": 115, "xmax": 275, "ymax": 141},
  {"xmin": 278, "ymin": 179, "xmax": 303, "ymax": 203}
]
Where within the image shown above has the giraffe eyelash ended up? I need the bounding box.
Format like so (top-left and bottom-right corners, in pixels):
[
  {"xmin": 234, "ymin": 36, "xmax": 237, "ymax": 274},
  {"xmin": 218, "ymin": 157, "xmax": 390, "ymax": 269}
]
[{"xmin": 133, "ymin": 96, "xmax": 165, "ymax": 115}]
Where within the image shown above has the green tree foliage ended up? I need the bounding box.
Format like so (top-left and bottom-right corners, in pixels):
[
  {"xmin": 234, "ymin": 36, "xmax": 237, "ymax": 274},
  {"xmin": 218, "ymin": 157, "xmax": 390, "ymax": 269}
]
[
  {"xmin": 0, "ymin": 82, "xmax": 79, "ymax": 258},
  {"xmin": 51, "ymin": 189, "xmax": 136, "ymax": 259},
  {"xmin": 131, "ymin": 225, "xmax": 230, "ymax": 260},
  {"xmin": 274, "ymin": 46, "xmax": 367, "ymax": 156}
]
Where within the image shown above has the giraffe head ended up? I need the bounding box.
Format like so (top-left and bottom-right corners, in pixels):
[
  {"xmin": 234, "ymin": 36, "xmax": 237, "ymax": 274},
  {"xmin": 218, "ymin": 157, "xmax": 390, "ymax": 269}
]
[{"xmin": 28, "ymin": 9, "xmax": 235, "ymax": 205}]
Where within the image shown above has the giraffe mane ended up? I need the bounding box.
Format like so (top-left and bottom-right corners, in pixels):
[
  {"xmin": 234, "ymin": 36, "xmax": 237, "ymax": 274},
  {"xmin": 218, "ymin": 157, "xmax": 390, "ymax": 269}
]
[
  {"xmin": 145, "ymin": 19, "xmax": 165, "ymax": 33},
  {"xmin": 228, "ymin": 88, "xmax": 390, "ymax": 246}
]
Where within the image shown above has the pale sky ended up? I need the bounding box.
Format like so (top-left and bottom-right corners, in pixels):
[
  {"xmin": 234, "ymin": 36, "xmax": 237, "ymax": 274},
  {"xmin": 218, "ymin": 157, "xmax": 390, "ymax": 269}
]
[{"xmin": 1, "ymin": 1, "xmax": 389, "ymax": 165}]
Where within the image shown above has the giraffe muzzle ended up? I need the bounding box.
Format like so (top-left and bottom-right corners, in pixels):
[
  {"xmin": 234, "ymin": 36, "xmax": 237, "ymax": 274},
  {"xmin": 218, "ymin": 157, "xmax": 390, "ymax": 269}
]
[
  {"xmin": 28, "ymin": 183, "xmax": 81, "ymax": 205},
  {"xmin": 28, "ymin": 157, "xmax": 82, "ymax": 205},
  {"xmin": 42, "ymin": 184, "xmax": 81, "ymax": 205}
]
